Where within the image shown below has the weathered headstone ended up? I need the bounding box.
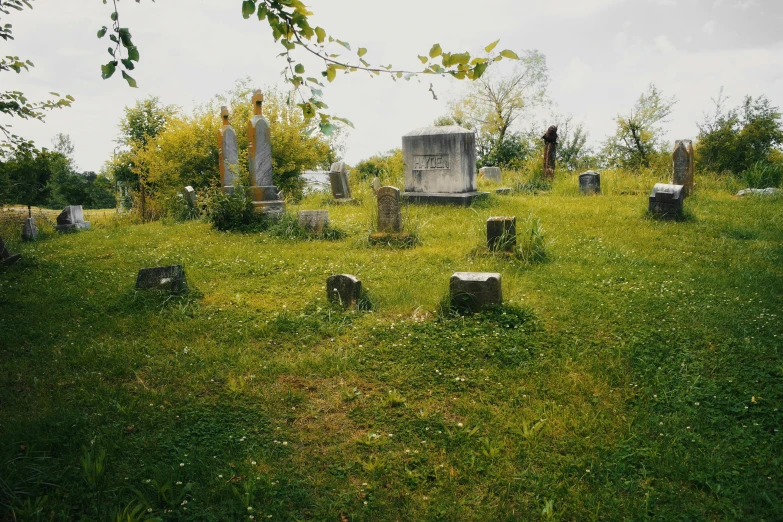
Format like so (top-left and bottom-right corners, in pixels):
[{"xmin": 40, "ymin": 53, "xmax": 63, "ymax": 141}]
[
  {"xmin": 495, "ymin": 187, "xmax": 513, "ymax": 195},
  {"xmin": 480, "ymin": 166, "xmax": 502, "ymax": 183},
  {"xmin": 736, "ymin": 187, "xmax": 779, "ymax": 197},
  {"xmin": 579, "ymin": 171, "xmax": 601, "ymax": 195},
  {"xmin": 328, "ymin": 161, "xmax": 352, "ymax": 201},
  {"xmin": 449, "ymin": 272, "xmax": 502, "ymax": 313},
  {"xmin": 54, "ymin": 205, "xmax": 91, "ymax": 233},
  {"xmin": 487, "ymin": 216, "xmax": 516, "ymax": 252},
  {"xmin": 542, "ymin": 125, "xmax": 558, "ymax": 180},
  {"xmin": 22, "ymin": 217, "xmax": 38, "ymax": 240},
  {"xmin": 183, "ymin": 186, "xmax": 196, "ymax": 207},
  {"xmin": 0, "ymin": 237, "xmax": 22, "ymax": 266},
  {"xmin": 649, "ymin": 183, "xmax": 685, "ymax": 218},
  {"xmin": 671, "ymin": 139, "xmax": 694, "ymax": 196},
  {"xmin": 377, "ymin": 186, "xmax": 402, "ymax": 233},
  {"xmin": 326, "ymin": 274, "xmax": 362, "ymax": 309},
  {"xmin": 136, "ymin": 265, "xmax": 188, "ymax": 294},
  {"xmin": 401, "ymin": 126, "xmax": 487, "ymax": 206},
  {"xmin": 247, "ymin": 90, "xmax": 285, "ymax": 215},
  {"xmin": 218, "ymin": 106, "xmax": 239, "ymax": 193},
  {"xmin": 297, "ymin": 210, "xmax": 329, "ymax": 234},
  {"xmin": 371, "ymin": 177, "xmax": 382, "ymax": 194}
]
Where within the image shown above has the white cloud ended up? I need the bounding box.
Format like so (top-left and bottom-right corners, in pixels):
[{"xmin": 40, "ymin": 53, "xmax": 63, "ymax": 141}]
[
  {"xmin": 702, "ymin": 20, "xmax": 717, "ymax": 35},
  {"xmin": 560, "ymin": 58, "xmax": 593, "ymax": 93},
  {"xmin": 654, "ymin": 35, "xmax": 678, "ymax": 54}
]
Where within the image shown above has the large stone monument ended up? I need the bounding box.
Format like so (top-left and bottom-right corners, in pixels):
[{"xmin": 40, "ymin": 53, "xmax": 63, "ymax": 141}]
[
  {"xmin": 449, "ymin": 272, "xmax": 502, "ymax": 313},
  {"xmin": 136, "ymin": 265, "xmax": 189, "ymax": 294},
  {"xmin": 0, "ymin": 237, "xmax": 22, "ymax": 266},
  {"xmin": 579, "ymin": 171, "xmax": 601, "ymax": 195},
  {"xmin": 54, "ymin": 206, "xmax": 90, "ymax": 233},
  {"xmin": 542, "ymin": 125, "xmax": 558, "ymax": 180},
  {"xmin": 480, "ymin": 166, "xmax": 502, "ymax": 183},
  {"xmin": 401, "ymin": 126, "xmax": 487, "ymax": 206},
  {"xmin": 329, "ymin": 161, "xmax": 352, "ymax": 201},
  {"xmin": 487, "ymin": 216, "xmax": 516, "ymax": 252},
  {"xmin": 247, "ymin": 90, "xmax": 285, "ymax": 215},
  {"xmin": 22, "ymin": 217, "xmax": 38, "ymax": 240},
  {"xmin": 649, "ymin": 183, "xmax": 685, "ymax": 218},
  {"xmin": 326, "ymin": 274, "xmax": 362, "ymax": 309},
  {"xmin": 671, "ymin": 140, "xmax": 694, "ymax": 196},
  {"xmin": 218, "ymin": 106, "xmax": 239, "ymax": 193}
]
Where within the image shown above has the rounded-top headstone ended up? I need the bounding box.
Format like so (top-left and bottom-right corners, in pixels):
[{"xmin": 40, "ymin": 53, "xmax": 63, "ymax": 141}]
[{"xmin": 578, "ymin": 170, "xmax": 601, "ymax": 194}]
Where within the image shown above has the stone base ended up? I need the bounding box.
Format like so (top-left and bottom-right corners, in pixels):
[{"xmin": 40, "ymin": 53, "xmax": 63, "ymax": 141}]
[
  {"xmin": 54, "ymin": 222, "xmax": 91, "ymax": 233},
  {"xmin": 401, "ymin": 191, "xmax": 488, "ymax": 207},
  {"xmin": 495, "ymin": 188, "xmax": 513, "ymax": 195},
  {"xmin": 331, "ymin": 198, "xmax": 354, "ymax": 204},
  {"xmin": 368, "ymin": 232, "xmax": 415, "ymax": 247},
  {"xmin": 252, "ymin": 200, "xmax": 286, "ymax": 217}
]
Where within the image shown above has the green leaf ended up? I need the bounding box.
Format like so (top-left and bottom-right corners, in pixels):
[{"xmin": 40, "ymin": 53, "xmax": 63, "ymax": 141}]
[
  {"xmin": 127, "ymin": 46, "xmax": 139, "ymax": 62},
  {"xmin": 418, "ymin": 55, "xmax": 428, "ymax": 64},
  {"xmin": 299, "ymin": 103, "xmax": 316, "ymax": 119},
  {"xmin": 294, "ymin": 63, "xmax": 305, "ymax": 74},
  {"xmin": 241, "ymin": 0, "xmax": 256, "ymax": 19},
  {"xmin": 484, "ymin": 39, "xmax": 499, "ymax": 53},
  {"xmin": 97, "ymin": 26, "xmax": 107, "ymax": 38},
  {"xmin": 357, "ymin": 47, "xmax": 367, "ymax": 57},
  {"xmin": 122, "ymin": 70, "xmax": 137, "ymax": 88},
  {"xmin": 257, "ymin": 4, "xmax": 267, "ymax": 20},
  {"xmin": 499, "ymin": 49, "xmax": 520, "ymax": 60},
  {"xmin": 335, "ymin": 117, "xmax": 355, "ymax": 128},
  {"xmin": 325, "ymin": 66, "xmax": 336, "ymax": 83},
  {"xmin": 472, "ymin": 61, "xmax": 489, "ymax": 79},
  {"xmin": 107, "ymin": 47, "xmax": 115, "ymax": 57},
  {"xmin": 310, "ymin": 87, "xmax": 323, "ymax": 97},
  {"xmin": 450, "ymin": 52, "xmax": 470, "ymax": 66},
  {"xmin": 429, "ymin": 43, "xmax": 442, "ymax": 58},
  {"xmin": 315, "ymin": 26, "xmax": 326, "ymax": 44},
  {"xmin": 121, "ymin": 58, "xmax": 135, "ymax": 70},
  {"xmin": 118, "ymin": 28, "xmax": 133, "ymax": 47},
  {"xmin": 101, "ymin": 61, "xmax": 116, "ymax": 79},
  {"xmin": 319, "ymin": 122, "xmax": 337, "ymax": 135},
  {"xmin": 336, "ymin": 39, "xmax": 351, "ymax": 51},
  {"xmin": 110, "ymin": 11, "xmax": 118, "ymax": 21}
]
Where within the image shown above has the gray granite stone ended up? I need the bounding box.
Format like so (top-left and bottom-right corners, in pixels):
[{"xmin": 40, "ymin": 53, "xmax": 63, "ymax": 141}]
[
  {"xmin": 221, "ymin": 126, "xmax": 239, "ymax": 189},
  {"xmin": 297, "ymin": 210, "xmax": 329, "ymax": 234},
  {"xmin": 136, "ymin": 265, "xmax": 188, "ymax": 294},
  {"xmin": 495, "ymin": 187, "xmax": 513, "ymax": 195},
  {"xmin": 22, "ymin": 217, "xmax": 38, "ymax": 240},
  {"xmin": 329, "ymin": 161, "xmax": 352, "ymax": 200},
  {"xmin": 480, "ymin": 167, "xmax": 502, "ymax": 183},
  {"xmin": 672, "ymin": 139, "xmax": 694, "ymax": 196},
  {"xmin": 371, "ymin": 177, "xmax": 382, "ymax": 194},
  {"xmin": 249, "ymin": 119, "xmax": 273, "ymax": 187},
  {"xmin": 377, "ymin": 186, "xmax": 402, "ymax": 233},
  {"xmin": 449, "ymin": 272, "xmax": 502, "ymax": 312},
  {"xmin": 579, "ymin": 171, "xmax": 601, "ymax": 194},
  {"xmin": 183, "ymin": 186, "xmax": 196, "ymax": 207},
  {"xmin": 326, "ymin": 274, "xmax": 361, "ymax": 309},
  {"xmin": 55, "ymin": 206, "xmax": 90, "ymax": 233},
  {"xmin": 649, "ymin": 183, "xmax": 684, "ymax": 218},
  {"xmin": 487, "ymin": 216, "xmax": 516, "ymax": 252},
  {"xmin": 736, "ymin": 187, "xmax": 779, "ymax": 196}
]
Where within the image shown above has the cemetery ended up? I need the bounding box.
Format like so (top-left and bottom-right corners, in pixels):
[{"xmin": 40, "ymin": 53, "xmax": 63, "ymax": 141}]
[{"xmin": 0, "ymin": 1, "xmax": 782, "ymax": 520}]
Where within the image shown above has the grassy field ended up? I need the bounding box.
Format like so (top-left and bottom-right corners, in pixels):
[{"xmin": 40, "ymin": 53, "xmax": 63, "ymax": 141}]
[{"xmin": 1, "ymin": 173, "xmax": 781, "ymax": 521}]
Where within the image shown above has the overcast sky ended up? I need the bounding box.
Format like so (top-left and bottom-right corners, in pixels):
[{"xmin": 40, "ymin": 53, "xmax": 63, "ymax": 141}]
[{"xmin": 4, "ymin": 0, "xmax": 783, "ymax": 172}]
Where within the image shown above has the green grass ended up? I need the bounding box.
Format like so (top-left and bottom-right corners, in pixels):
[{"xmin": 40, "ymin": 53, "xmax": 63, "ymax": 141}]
[{"xmin": 1, "ymin": 176, "xmax": 781, "ymax": 521}]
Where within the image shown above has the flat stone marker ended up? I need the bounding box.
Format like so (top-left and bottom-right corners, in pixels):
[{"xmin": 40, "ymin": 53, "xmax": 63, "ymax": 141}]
[
  {"xmin": 183, "ymin": 186, "xmax": 196, "ymax": 207},
  {"xmin": 326, "ymin": 274, "xmax": 361, "ymax": 309},
  {"xmin": 136, "ymin": 265, "xmax": 188, "ymax": 294},
  {"xmin": 0, "ymin": 237, "xmax": 22, "ymax": 266},
  {"xmin": 218, "ymin": 106, "xmax": 239, "ymax": 192},
  {"xmin": 54, "ymin": 205, "xmax": 90, "ymax": 233},
  {"xmin": 329, "ymin": 161, "xmax": 352, "ymax": 201},
  {"xmin": 671, "ymin": 139, "xmax": 694, "ymax": 196},
  {"xmin": 487, "ymin": 216, "xmax": 516, "ymax": 252},
  {"xmin": 737, "ymin": 187, "xmax": 779, "ymax": 196},
  {"xmin": 495, "ymin": 187, "xmax": 512, "ymax": 195},
  {"xmin": 22, "ymin": 217, "xmax": 38, "ymax": 240},
  {"xmin": 579, "ymin": 171, "xmax": 601, "ymax": 194},
  {"xmin": 377, "ymin": 186, "xmax": 402, "ymax": 233},
  {"xmin": 297, "ymin": 210, "xmax": 329, "ymax": 234},
  {"xmin": 480, "ymin": 166, "xmax": 502, "ymax": 183},
  {"xmin": 402, "ymin": 126, "xmax": 487, "ymax": 206},
  {"xmin": 450, "ymin": 272, "xmax": 502, "ymax": 313},
  {"xmin": 649, "ymin": 183, "xmax": 684, "ymax": 218}
]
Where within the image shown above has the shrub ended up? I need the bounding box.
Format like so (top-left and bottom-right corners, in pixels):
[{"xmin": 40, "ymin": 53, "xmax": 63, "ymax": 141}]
[
  {"xmin": 741, "ymin": 160, "xmax": 783, "ymax": 188},
  {"xmin": 516, "ymin": 214, "xmax": 550, "ymax": 264}
]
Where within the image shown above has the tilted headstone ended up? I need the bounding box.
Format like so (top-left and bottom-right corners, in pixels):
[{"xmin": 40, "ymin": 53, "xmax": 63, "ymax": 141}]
[
  {"xmin": 54, "ymin": 205, "xmax": 90, "ymax": 233},
  {"xmin": 480, "ymin": 166, "xmax": 502, "ymax": 183},
  {"xmin": 246, "ymin": 90, "xmax": 285, "ymax": 215},
  {"xmin": 22, "ymin": 217, "xmax": 38, "ymax": 240},
  {"xmin": 371, "ymin": 177, "xmax": 382, "ymax": 194},
  {"xmin": 450, "ymin": 272, "xmax": 502, "ymax": 313},
  {"xmin": 542, "ymin": 125, "xmax": 558, "ymax": 180},
  {"xmin": 672, "ymin": 139, "xmax": 694, "ymax": 196},
  {"xmin": 297, "ymin": 210, "xmax": 329, "ymax": 234},
  {"xmin": 649, "ymin": 183, "xmax": 685, "ymax": 218},
  {"xmin": 183, "ymin": 186, "xmax": 196, "ymax": 207},
  {"xmin": 326, "ymin": 274, "xmax": 362, "ymax": 309},
  {"xmin": 136, "ymin": 265, "xmax": 188, "ymax": 294},
  {"xmin": 329, "ymin": 161, "xmax": 352, "ymax": 200},
  {"xmin": 401, "ymin": 126, "xmax": 487, "ymax": 206},
  {"xmin": 487, "ymin": 216, "xmax": 516, "ymax": 252},
  {"xmin": 0, "ymin": 237, "xmax": 22, "ymax": 266},
  {"xmin": 218, "ymin": 106, "xmax": 239, "ymax": 192},
  {"xmin": 376, "ymin": 186, "xmax": 403, "ymax": 234},
  {"xmin": 579, "ymin": 171, "xmax": 601, "ymax": 194}
]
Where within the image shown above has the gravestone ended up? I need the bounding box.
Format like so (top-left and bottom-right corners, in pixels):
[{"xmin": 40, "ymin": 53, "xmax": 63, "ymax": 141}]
[
  {"xmin": 449, "ymin": 272, "xmax": 502, "ymax": 313},
  {"xmin": 0, "ymin": 237, "xmax": 22, "ymax": 266},
  {"xmin": 487, "ymin": 216, "xmax": 516, "ymax": 252},
  {"xmin": 542, "ymin": 125, "xmax": 558, "ymax": 180},
  {"xmin": 371, "ymin": 177, "xmax": 382, "ymax": 194},
  {"xmin": 401, "ymin": 126, "xmax": 487, "ymax": 206},
  {"xmin": 218, "ymin": 106, "xmax": 239, "ymax": 193},
  {"xmin": 183, "ymin": 186, "xmax": 196, "ymax": 207},
  {"xmin": 297, "ymin": 210, "xmax": 329, "ymax": 234},
  {"xmin": 329, "ymin": 161, "xmax": 352, "ymax": 201},
  {"xmin": 377, "ymin": 186, "xmax": 402, "ymax": 233},
  {"xmin": 737, "ymin": 187, "xmax": 779, "ymax": 196},
  {"xmin": 579, "ymin": 171, "xmax": 601, "ymax": 194},
  {"xmin": 54, "ymin": 206, "xmax": 91, "ymax": 233},
  {"xmin": 22, "ymin": 217, "xmax": 38, "ymax": 240},
  {"xmin": 495, "ymin": 187, "xmax": 513, "ymax": 195},
  {"xmin": 136, "ymin": 265, "xmax": 188, "ymax": 294},
  {"xmin": 671, "ymin": 139, "xmax": 694, "ymax": 196},
  {"xmin": 247, "ymin": 90, "xmax": 285, "ymax": 215},
  {"xmin": 649, "ymin": 183, "xmax": 685, "ymax": 218},
  {"xmin": 480, "ymin": 166, "xmax": 502, "ymax": 183},
  {"xmin": 326, "ymin": 274, "xmax": 362, "ymax": 309}
]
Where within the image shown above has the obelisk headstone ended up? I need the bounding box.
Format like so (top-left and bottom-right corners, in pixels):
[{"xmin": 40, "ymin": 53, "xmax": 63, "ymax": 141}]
[
  {"xmin": 218, "ymin": 106, "xmax": 239, "ymax": 193},
  {"xmin": 377, "ymin": 186, "xmax": 402, "ymax": 233},
  {"xmin": 672, "ymin": 140, "xmax": 694, "ymax": 196},
  {"xmin": 247, "ymin": 90, "xmax": 285, "ymax": 215},
  {"xmin": 542, "ymin": 125, "xmax": 558, "ymax": 180}
]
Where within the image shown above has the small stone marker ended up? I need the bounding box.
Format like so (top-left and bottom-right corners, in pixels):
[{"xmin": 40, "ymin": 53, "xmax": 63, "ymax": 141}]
[
  {"xmin": 54, "ymin": 205, "xmax": 90, "ymax": 233},
  {"xmin": 495, "ymin": 187, "xmax": 512, "ymax": 195},
  {"xmin": 136, "ymin": 265, "xmax": 188, "ymax": 294},
  {"xmin": 377, "ymin": 186, "xmax": 402, "ymax": 233},
  {"xmin": 542, "ymin": 125, "xmax": 558, "ymax": 180},
  {"xmin": 480, "ymin": 166, "xmax": 502, "ymax": 183},
  {"xmin": 218, "ymin": 106, "xmax": 239, "ymax": 193},
  {"xmin": 371, "ymin": 177, "xmax": 382, "ymax": 194},
  {"xmin": 22, "ymin": 217, "xmax": 38, "ymax": 240},
  {"xmin": 247, "ymin": 90, "xmax": 285, "ymax": 215},
  {"xmin": 450, "ymin": 272, "xmax": 502, "ymax": 313},
  {"xmin": 579, "ymin": 171, "xmax": 601, "ymax": 194},
  {"xmin": 297, "ymin": 210, "xmax": 329, "ymax": 234},
  {"xmin": 183, "ymin": 186, "xmax": 196, "ymax": 207},
  {"xmin": 649, "ymin": 183, "xmax": 685, "ymax": 218},
  {"xmin": 487, "ymin": 216, "xmax": 516, "ymax": 252},
  {"xmin": 736, "ymin": 187, "xmax": 779, "ymax": 197},
  {"xmin": 329, "ymin": 161, "xmax": 352, "ymax": 201},
  {"xmin": 326, "ymin": 274, "xmax": 362, "ymax": 309},
  {"xmin": 0, "ymin": 237, "xmax": 22, "ymax": 266},
  {"xmin": 671, "ymin": 139, "xmax": 694, "ymax": 196}
]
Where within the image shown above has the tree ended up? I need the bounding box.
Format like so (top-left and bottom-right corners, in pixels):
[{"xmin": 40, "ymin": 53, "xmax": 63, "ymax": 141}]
[
  {"xmin": 2, "ymin": 147, "xmax": 60, "ymax": 216},
  {"xmin": 602, "ymin": 84, "xmax": 677, "ymax": 170},
  {"xmin": 555, "ymin": 116, "xmax": 592, "ymax": 172}
]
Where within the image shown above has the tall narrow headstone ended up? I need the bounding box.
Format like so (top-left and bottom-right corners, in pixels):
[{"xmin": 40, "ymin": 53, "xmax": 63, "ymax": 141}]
[
  {"xmin": 371, "ymin": 177, "xmax": 382, "ymax": 194},
  {"xmin": 54, "ymin": 206, "xmax": 90, "ymax": 233},
  {"xmin": 487, "ymin": 216, "xmax": 516, "ymax": 252},
  {"xmin": 326, "ymin": 274, "xmax": 362, "ymax": 309},
  {"xmin": 22, "ymin": 217, "xmax": 38, "ymax": 240},
  {"xmin": 0, "ymin": 237, "xmax": 22, "ymax": 266},
  {"xmin": 449, "ymin": 272, "xmax": 502, "ymax": 313},
  {"xmin": 183, "ymin": 186, "xmax": 196, "ymax": 207},
  {"xmin": 649, "ymin": 183, "xmax": 685, "ymax": 218},
  {"xmin": 672, "ymin": 140, "xmax": 694, "ymax": 196},
  {"xmin": 247, "ymin": 90, "xmax": 285, "ymax": 215},
  {"xmin": 542, "ymin": 125, "xmax": 558, "ymax": 180},
  {"xmin": 480, "ymin": 167, "xmax": 502, "ymax": 183},
  {"xmin": 579, "ymin": 171, "xmax": 601, "ymax": 194},
  {"xmin": 218, "ymin": 106, "xmax": 239, "ymax": 193},
  {"xmin": 377, "ymin": 186, "xmax": 402, "ymax": 233},
  {"xmin": 329, "ymin": 161, "xmax": 352, "ymax": 201}
]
